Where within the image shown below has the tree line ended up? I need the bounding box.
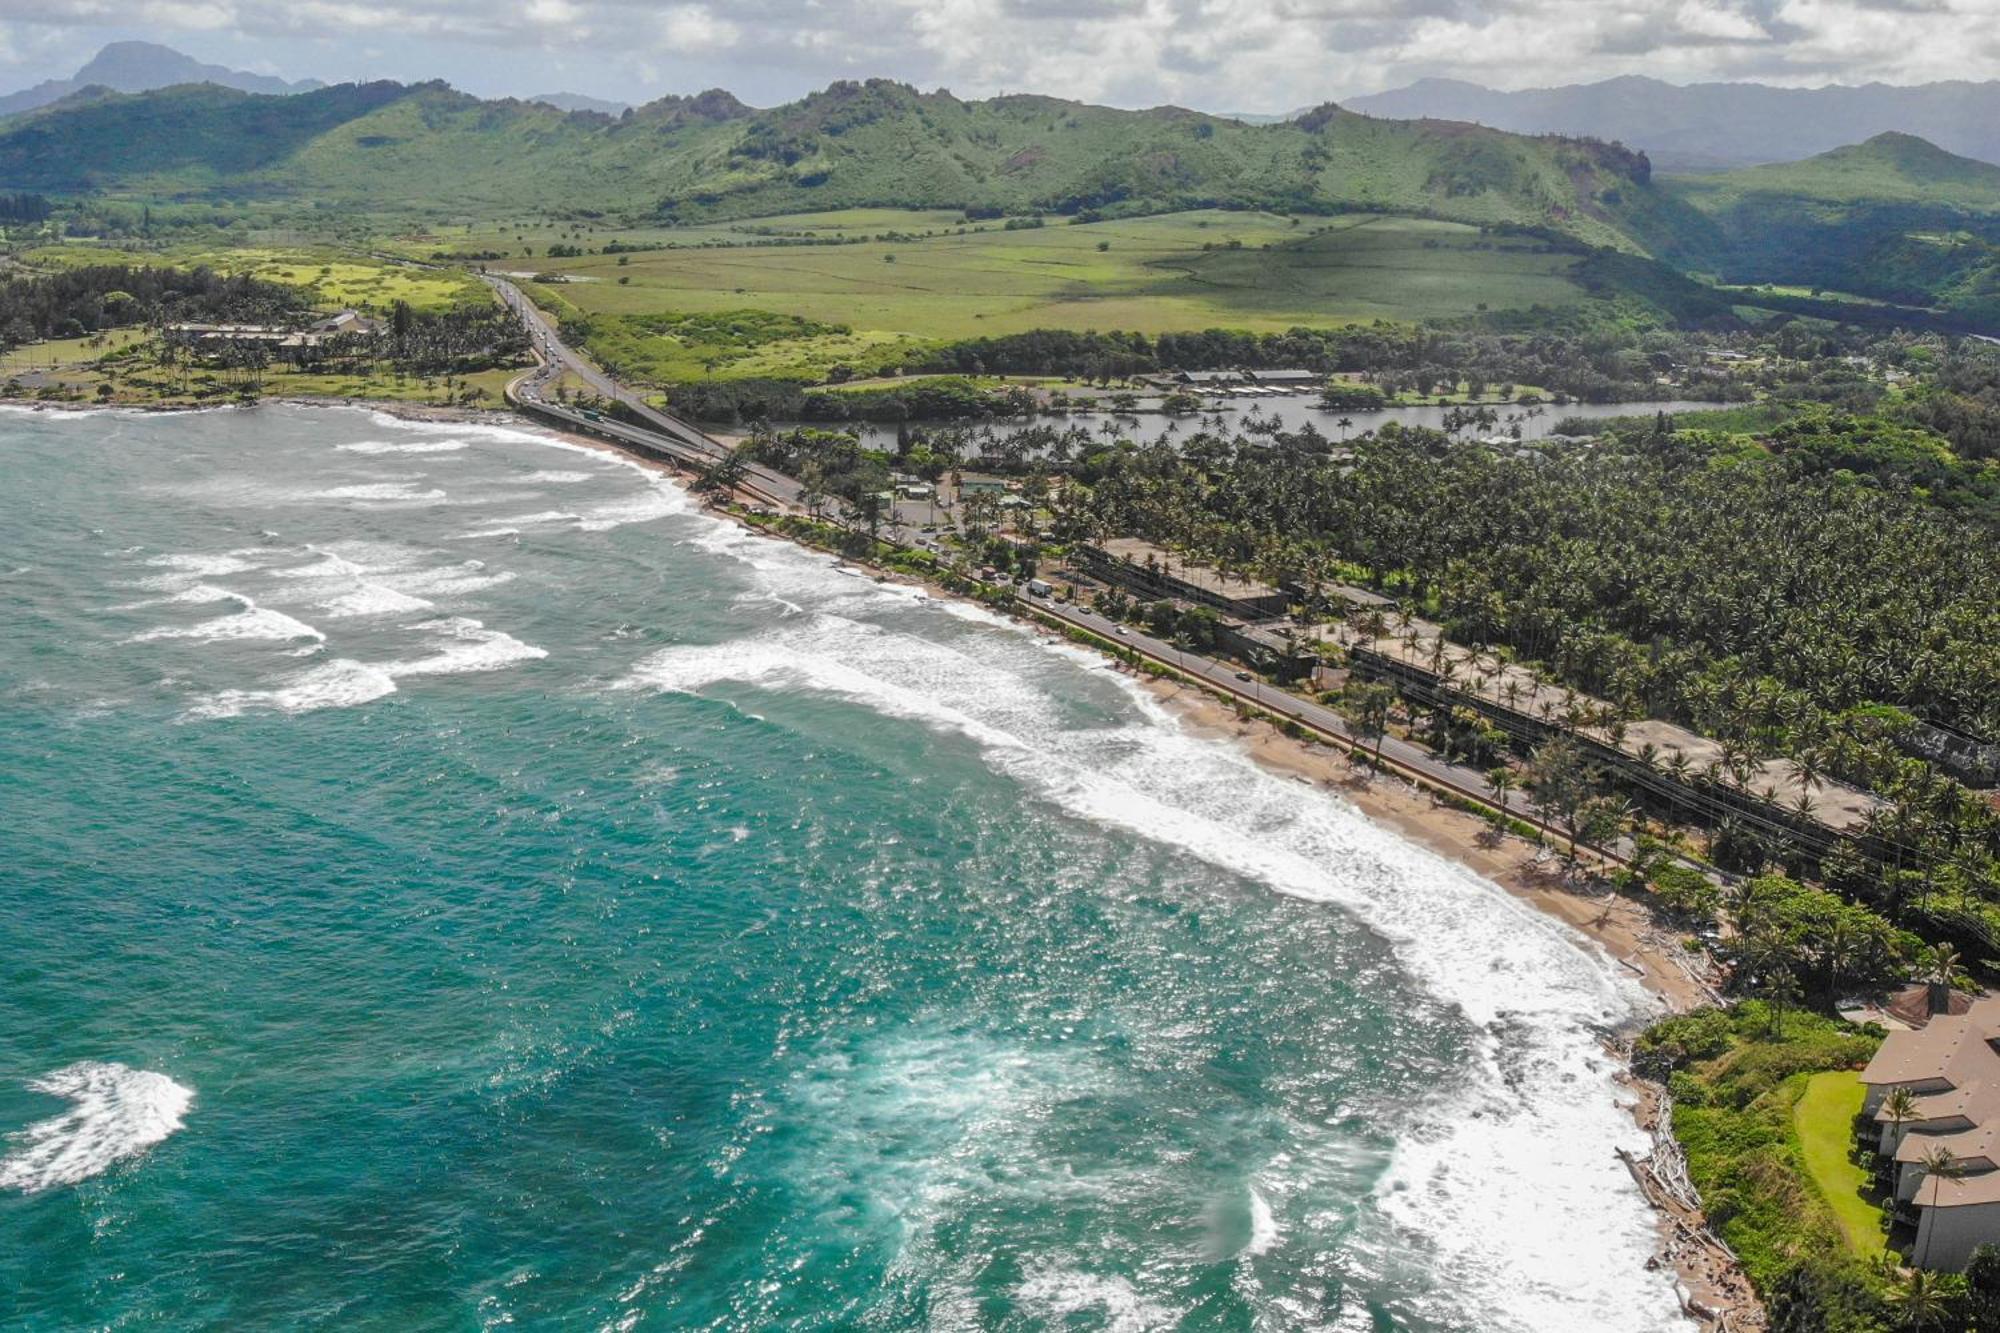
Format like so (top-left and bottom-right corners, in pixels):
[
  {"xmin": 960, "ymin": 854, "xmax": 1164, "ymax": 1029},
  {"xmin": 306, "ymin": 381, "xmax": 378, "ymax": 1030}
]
[{"xmin": 0, "ymin": 264, "xmax": 303, "ymax": 348}]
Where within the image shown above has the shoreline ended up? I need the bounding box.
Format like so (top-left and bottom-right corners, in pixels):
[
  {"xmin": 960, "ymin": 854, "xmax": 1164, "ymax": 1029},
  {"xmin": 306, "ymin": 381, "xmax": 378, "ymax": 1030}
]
[
  {"xmin": 512, "ymin": 408, "xmax": 1753, "ymax": 1327},
  {"xmin": 13, "ymin": 393, "xmax": 1750, "ymax": 1326}
]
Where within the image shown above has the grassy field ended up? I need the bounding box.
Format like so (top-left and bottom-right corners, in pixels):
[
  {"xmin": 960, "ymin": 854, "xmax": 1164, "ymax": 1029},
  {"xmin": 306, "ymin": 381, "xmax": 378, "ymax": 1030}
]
[
  {"xmin": 26, "ymin": 243, "xmax": 490, "ymax": 313},
  {"xmin": 394, "ymin": 208, "xmax": 978, "ymax": 262},
  {"xmin": 515, "ymin": 208, "xmax": 1588, "ymax": 383},
  {"xmin": 12, "ymin": 206, "xmax": 1605, "ymax": 393},
  {"xmin": 1794, "ymin": 1071, "xmax": 1886, "ymax": 1260}
]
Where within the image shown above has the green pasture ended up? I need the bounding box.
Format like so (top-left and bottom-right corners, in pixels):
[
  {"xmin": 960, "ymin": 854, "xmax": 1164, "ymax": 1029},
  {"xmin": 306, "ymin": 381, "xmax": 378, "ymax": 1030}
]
[{"xmin": 517, "ymin": 209, "xmax": 1587, "ymax": 382}]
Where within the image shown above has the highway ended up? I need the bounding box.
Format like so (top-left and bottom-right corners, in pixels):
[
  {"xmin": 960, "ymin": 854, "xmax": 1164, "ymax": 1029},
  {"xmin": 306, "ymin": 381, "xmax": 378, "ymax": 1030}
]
[{"xmin": 488, "ymin": 274, "xmax": 951, "ymax": 541}]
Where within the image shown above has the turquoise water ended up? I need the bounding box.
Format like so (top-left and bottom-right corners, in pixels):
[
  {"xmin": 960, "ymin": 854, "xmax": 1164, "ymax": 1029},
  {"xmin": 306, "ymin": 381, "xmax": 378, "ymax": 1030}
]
[{"xmin": 0, "ymin": 404, "xmax": 1685, "ymax": 1330}]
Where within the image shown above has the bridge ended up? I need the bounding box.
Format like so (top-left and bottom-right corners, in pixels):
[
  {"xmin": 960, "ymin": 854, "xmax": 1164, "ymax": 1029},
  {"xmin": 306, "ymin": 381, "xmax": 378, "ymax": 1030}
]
[{"xmin": 484, "ymin": 274, "xmax": 803, "ymax": 511}]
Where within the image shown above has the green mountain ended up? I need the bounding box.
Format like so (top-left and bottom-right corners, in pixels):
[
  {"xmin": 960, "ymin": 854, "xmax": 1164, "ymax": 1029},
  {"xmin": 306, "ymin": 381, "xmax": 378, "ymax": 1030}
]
[
  {"xmin": 1667, "ymin": 134, "xmax": 2000, "ymax": 321},
  {"xmin": 1674, "ymin": 132, "xmax": 2000, "ymax": 210},
  {"xmin": 0, "ymin": 78, "xmax": 1672, "ymax": 250}
]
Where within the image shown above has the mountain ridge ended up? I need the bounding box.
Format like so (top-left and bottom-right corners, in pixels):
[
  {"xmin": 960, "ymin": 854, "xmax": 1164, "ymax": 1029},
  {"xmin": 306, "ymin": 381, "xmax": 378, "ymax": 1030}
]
[
  {"xmin": 0, "ymin": 40, "xmax": 321, "ymax": 118},
  {"xmin": 0, "ymin": 75, "xmax": 1674, "ymax": 253},
  {"xmin": 1346, "ymin": 75, "xmax": 2000, "ymax": 172}
]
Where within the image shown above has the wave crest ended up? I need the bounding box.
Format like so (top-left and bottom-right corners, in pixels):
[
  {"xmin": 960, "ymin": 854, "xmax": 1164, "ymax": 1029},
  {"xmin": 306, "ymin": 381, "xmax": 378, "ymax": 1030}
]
[{"xmin": 0, "ymin": 1061, "xmax": 193, "ymax": 1194}]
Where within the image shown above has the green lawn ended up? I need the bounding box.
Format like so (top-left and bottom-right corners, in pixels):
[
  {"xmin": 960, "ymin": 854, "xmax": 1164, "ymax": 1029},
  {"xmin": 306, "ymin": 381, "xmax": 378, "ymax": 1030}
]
[{"xmin": 1794, "ymin": 1070, "xmax": 1885, "ymax": 1259}]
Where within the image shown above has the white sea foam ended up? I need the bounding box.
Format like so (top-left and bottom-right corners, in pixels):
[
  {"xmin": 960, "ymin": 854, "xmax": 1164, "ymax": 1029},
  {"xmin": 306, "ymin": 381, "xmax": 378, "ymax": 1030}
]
[
  {"xmin": 317, "ymin": 481, "xmax": 449, "ymax": 503},
  {"xmin": 363, "ymin": 411, "xmax": 553, "ymax": 447},
  {"xmin": 111, "ymin": 582, "xmax": 238, "ymax": 611},
  {"xmin": 143, "ymin": 552, "xmax": 259, "ymax": 578},
  {"xmin": 617, "ymin": 533, "xmax": 1687, "ymax": 1331},
  {"xmin": 577, "ymin": 484, "xmax": 688, "ymax": 531},
  {"xmin": 455, "ymin": 510, "xmax": 578, "ymax": 539},
  {"xmin": 0, "ymin": 1062, "xmax": 193, "ymax": 1193},
  {"xmin": 1014, "ymin": 1268, "xmax": 1176, "ymax": 1333},
  {"xmin": 186, "ymin": 657, "xmax": 398, "ymax": 719},
  {"xmin": 335, "ymin": 438, "xmax": 470, "ymax": 455},
  {"xmin": 1246, "ymin": 1185, "xmax": 1281, "ymax": 1257},
  {"xmin": 505, "ymin": 469, "xmax": 597, "ymax": 485},
  {"xmin": 182, "ymin": 615, "xmax": 541, "ymax": 719},
  {"xmin": 132, "ymin": 591, "xmax": 325, "ymax": 645},
  {"xmin": 268, "ymin": 550, "xmax": 437, "ymax": 618},
  {"xmin": 389, "ymin": 616, "xmax": 548, "ymax": 677},
  {"xmin": 387, "ymin": 562, "xmax": 516, "ymax": 597}
]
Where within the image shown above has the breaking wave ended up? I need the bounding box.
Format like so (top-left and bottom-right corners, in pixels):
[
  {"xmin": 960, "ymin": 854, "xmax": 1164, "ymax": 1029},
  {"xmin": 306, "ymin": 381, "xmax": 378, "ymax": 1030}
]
[
  {"xmin": 0, "ymin": 1062, "xmax": 193, "ymax": 1194},
  {"xmin": 618, "ymin": 530, "xmax": 1686, "ymax": 1332}
]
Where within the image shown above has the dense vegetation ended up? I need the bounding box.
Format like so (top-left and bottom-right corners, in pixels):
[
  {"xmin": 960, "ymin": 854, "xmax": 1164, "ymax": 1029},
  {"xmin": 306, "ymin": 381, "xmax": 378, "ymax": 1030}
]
[
  {"xmin": 0, "ymin": 263, "xmax": 302, "ymax": 345},
  {"xmin": 1064, "ymin": 414, "xmax": 1998, "ymax": 747},
  {"xmin": 1637, "ymin": 1003, "xmax": 1894, "ymax": 1329},
  {"xmin": 1669, "ymin": 135, "xmax": 2000, "ymax": 324}
]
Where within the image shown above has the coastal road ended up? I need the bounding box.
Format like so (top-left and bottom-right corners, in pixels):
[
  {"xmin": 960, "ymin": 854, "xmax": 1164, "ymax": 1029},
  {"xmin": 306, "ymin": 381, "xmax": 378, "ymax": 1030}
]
[
  {"xmin": 483, "ymin": 274, "xmax": 1624, "ymax": 864},
  {"xmin": 486, "ymin": 275, "xmax": 809, "ymax": 512},
  {"xmin": 488, "ymin": 273, "xmax": 942, "ymax": 546},
  {"xmin": 1013, "ymin": 589, "xmax": 1640, "ymax": 862}
]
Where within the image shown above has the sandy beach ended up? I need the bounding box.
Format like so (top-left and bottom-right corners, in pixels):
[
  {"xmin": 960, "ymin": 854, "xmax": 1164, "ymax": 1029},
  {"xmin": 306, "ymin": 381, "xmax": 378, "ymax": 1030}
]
[{"xmin": 465, "ymin": 409, "xmax": 1755, "ymax": 1327}]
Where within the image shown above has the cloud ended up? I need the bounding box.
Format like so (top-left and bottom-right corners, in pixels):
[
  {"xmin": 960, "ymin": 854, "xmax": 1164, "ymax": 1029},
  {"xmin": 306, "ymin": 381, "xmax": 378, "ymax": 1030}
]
[{"xmin": 0, "ymin": 0, "xmax": 1993, "ymax": 110}]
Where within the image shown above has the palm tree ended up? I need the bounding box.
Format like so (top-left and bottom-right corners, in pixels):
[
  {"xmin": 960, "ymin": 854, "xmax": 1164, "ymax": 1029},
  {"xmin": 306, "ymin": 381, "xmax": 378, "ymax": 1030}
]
[
  {"xmin": 1915, "ymin": 1145, "xmax": 1966, "ymax": 1271},
  {"xmin": 1882, "ymin": 1086, "xmax": 1919, "ymax": 1162},
  {"xmin": 1928, "ymin": 946, "xmax": 1965, "ymax": 1016},
  {"xmin": 1487, "ymin": 765, "xmax": 1518, "ymax": 826},
  {"xmin": 1897, "ymin": 1265, "xmax": 1951, "ymax": 1328}
]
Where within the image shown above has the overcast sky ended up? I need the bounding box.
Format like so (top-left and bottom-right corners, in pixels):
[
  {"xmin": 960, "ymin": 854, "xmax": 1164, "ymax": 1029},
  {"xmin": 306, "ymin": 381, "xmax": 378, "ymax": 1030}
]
[{"xmin": 0, "ymin": 0, "xmax": 1996, "ymax": 112}]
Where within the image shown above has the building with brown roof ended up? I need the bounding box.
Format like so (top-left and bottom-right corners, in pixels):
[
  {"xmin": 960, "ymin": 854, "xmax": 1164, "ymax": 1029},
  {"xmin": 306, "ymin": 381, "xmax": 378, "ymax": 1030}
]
[{"xmin": 1862, "ymin": 994, "xmax": 2000, "ymax": 1268}]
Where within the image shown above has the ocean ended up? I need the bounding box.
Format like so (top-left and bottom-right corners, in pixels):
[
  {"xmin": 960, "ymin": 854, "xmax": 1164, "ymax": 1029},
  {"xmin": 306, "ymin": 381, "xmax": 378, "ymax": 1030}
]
[{"xmin": 0, "ymin": 403, "xmax": 1687, "ymax": 1330}]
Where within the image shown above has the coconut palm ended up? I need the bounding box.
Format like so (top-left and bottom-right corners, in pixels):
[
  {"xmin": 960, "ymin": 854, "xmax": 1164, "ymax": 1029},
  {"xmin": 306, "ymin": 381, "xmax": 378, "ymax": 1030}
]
[
  {"xmin": 1882, "ymin": 1086, "xmax": 1920, "ymax": 1166},
  {"xmin": 1897, "ymin": 1265, "xmax": 1952, "ymax": 1328},
  {"xmin": 1915, "ymin": 1145, "xmax": 1966, "ymax": 1271}
]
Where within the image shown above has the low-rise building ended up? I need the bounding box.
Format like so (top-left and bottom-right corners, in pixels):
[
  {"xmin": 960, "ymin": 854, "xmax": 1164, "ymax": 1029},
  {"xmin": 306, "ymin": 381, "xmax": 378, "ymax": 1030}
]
[
  {"xmin": 1245, "ymin": 368, "xmax": 1320, "ymax": 389},
  {"xmin": 1862, "ymin": 994, "xmax": 2000, "ymax": 1269},
  {"xmin": 313, "ymin": 309, "xmax": 384, "ymax": 337},
  {"xmin": 1079, "ymin": 538, "xmax": 1290, "ymax": 620}
]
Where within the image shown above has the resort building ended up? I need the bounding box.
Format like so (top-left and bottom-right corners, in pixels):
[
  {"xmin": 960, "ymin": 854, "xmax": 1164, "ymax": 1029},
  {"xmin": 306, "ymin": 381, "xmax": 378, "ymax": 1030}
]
[
  {"xmin": 1318, "ymin": 610, "xmax": 1882, "ymax": 849},
  {"xmin": 1861, "ymin": 994, "xmax": 2000, "ymax": 1270},
  {"xmin": 1079, "ymin": 538, "xmax": 1291, "ymax": 620}
]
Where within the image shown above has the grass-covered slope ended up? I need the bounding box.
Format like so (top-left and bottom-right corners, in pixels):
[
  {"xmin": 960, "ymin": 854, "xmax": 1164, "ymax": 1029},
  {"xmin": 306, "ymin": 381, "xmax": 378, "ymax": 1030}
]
[
  {"xmin": 1677, "ymin": 132, "xmax": 2000, "ymax": 211},
  {"xmin": 1668, "ymin": 133, "xmax": 2000, "ymax": 322},
  {"xmin": 0, "ymin": 78, "xmax": 1672, "ymax": 249}
]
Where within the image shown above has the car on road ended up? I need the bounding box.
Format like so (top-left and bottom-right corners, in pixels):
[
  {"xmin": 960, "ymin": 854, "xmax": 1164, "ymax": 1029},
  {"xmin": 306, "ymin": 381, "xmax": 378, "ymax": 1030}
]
[
  {"xmin": 1112, "ymin": 626, "xmax": 1127, "ymax": 635},
  {"xmin": 1234, "ymin": 671, "xmax": 1253, "ymax": 681}
]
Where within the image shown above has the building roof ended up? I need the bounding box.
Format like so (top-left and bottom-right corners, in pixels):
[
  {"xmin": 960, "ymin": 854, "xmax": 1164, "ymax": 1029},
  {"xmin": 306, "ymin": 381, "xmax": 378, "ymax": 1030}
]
[
  {"xmin": 1863, "ymin": 996, "xmax": 2000, "ymax": 1089},
  {"xmin": 1090, "ymin": 538, "xmax": 1283, "ymax": 605},
  {"xmin": 1329, "ymin": 584, "xmax": 1397, "ymax": 610}
]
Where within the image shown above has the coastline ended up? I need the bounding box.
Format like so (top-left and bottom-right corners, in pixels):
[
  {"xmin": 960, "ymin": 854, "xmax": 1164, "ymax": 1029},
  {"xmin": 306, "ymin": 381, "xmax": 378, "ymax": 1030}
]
[
  {"xmin": 15, "ymin": 394, "xmax": 1749, "ymax": 1326},
  {"xmin": 510, "ymin": 407, "xmax": 1753, "ymax": 1326}
]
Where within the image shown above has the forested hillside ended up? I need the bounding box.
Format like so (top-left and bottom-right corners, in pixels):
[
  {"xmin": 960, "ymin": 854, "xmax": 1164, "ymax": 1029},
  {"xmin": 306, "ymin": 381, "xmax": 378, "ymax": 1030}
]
[
  {"xmin": 1668, "ymin": 134, "xmax": 2000, "ymax": 323},
  {"xmin": 0, "ymin": 78, "xmax": 1673, "ymax": 247}
]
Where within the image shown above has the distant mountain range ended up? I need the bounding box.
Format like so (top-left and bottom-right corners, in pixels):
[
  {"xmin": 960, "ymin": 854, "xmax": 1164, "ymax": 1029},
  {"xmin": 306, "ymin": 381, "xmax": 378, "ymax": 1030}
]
[
  {"xmin": 4, "ymin": 65, "xmax": 1999, "ymax": 324},
  {"xmin": 0, "ymin": 78, "xmax": 1677, "ymax": 256},
  {"xmin": 0, "ymin": 41, "xmax": 321, "ymax": 118},
  {"xmin": 1345, "ymin": 76, "xmax": 2000, "ymax": 172},
  {"xmin": 527, "ymin": 92, "xmax": 630, "ymax": 116}
]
